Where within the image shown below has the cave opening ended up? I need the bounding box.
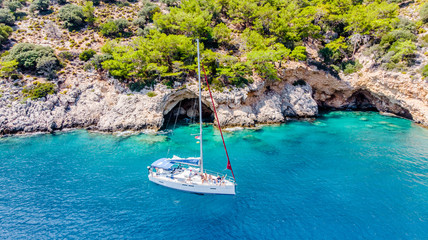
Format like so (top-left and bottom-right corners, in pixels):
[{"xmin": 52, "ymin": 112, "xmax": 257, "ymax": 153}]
[
  {"xmin": 347, "ymin": 91, "xmax": 378, "ymax": 111},
  {"xmin": 162, "ymin": 98, "xmax": 214, "ymax": 129}
]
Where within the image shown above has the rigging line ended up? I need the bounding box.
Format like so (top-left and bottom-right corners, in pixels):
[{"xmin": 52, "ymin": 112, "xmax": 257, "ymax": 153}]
[
  {"xmin": 166, "ymin": 100, "xmax": 182, "ymax": 159},
  {"xmin": 201, "ymin": 64, "xmax": 236, "ymax": 182}
]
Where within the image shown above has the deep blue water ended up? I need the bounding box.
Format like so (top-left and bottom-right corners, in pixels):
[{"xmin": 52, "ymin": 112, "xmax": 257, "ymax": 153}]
[{"xmin": 0, "ymin": 112, "xmax": 427, "ymax": 239}]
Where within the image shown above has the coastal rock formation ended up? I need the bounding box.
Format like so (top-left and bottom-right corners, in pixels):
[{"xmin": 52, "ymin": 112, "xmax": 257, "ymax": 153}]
[{"xmin": 0, "ymin": 60, "xmax": 427, "ymax": 135}]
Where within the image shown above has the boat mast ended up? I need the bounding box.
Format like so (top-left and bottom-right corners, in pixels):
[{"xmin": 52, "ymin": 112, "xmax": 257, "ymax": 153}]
[{"xmin": 197, "ymin": 39, "xmax": 203, "ymax": 173}]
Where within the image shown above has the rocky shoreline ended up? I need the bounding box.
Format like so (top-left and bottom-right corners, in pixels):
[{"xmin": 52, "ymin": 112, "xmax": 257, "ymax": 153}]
[{"xmin": 1, "ymin": 61, "xmax": 427, "ymax": 136}]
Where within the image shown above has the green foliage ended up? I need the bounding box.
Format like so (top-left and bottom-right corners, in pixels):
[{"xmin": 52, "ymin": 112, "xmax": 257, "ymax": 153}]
[
  {"xmin": 247, "ymin": 50, "xmax": 280, "ymax": 82},
  {"xmin": 202, "ymin": 50, "xmax": 252, "ymax": 87},
  {"xmin": 3, "ymin": 43, "xmax": 59, "ymax": 72},
  {"xmin": 138, "ymin": 1, "xmax": 160, "ymax": 23},
  {"xmin": 393, "ymin": 17, "xmax": 416, "ymax": 32},
  {"xmin": 134, "ymin": 0, "xmax": 160, "ymax": 32},
  {"xmin": 381, "ymin": 39, "xmax": 416, "ymax": 70},
  {"xmin": 82, "ymin": 1, "xmax": 95, "ymax": 25},
  {"xmin": 100, "ymin": 19, "xmax": 129, "ymax": 37},
  {"xmin": 4, "ymin": 0, "xmax": 22, "ymax": 12},
  {"xmin": 420, "ymin": 3, "xmax": 428, "ymax": 23},
  {"xmin": 320, "ymin": 37, "xmax": 348, "ymax": 64},
  {"xmin": 129, "ymin": 80, "xmax": 146, "ymax": 91},
  {"xmin": 58, "ymin": 51, "xmax": 77, "ymax": 61},
  {"xmin": 242, "ymin": 29, "xmax": 276, "ymax": 51},
  {"xmin": 79, "ymin": 49, "xmax": 96, "ymax": 61},
  {"xmin": 154, "ymin": 0, "xmax": 218, "ymax": 39},
  {"xmin": 0, "ymin": 23, "xmax": 12, "ymax": 45},
  {"xmin": 147, "ymin": 91, "xmax": 157, "ymax": 97},
  {"xmin": 227, "ymin": 0, "xmax": 258, "ymax": 27},
  {"xmin": 421, "ymin": 34, "xmax": 428, "ymax": 45},
  {"xmin": 342, "ymin": 60, "xmax": 362, "ymax": 75},
  {"xmin": 36, "ymin": 56, "xmax": 59, "ymax": 79},
  {"xmin": 213, "ymin": 23, "xmax": 232, "ymax": 45},
  {"xmin": 422, "ymin": 64, "xmax": 428, "ymax": 78},
  {"xmin": 160, "ymin": 0, "xmax": 179, "ymax": 7},
  {"xmin": 290, "ymin": 46, "xmax": 307, "ymax": 61},
  {"xmin": 0, "ymin": 59, "xmax": 18, "ymax": 78},
  {"xmin": 22, "ymin": 82, "xmax": 56, "ymax": 100},
  {"xmin": 388, "ymin": 39, "xmax": 416, "ymax": 63},
  {"xmin": 380, "ymin": 30, "xmax": 416, "ymax": 49},
  {"xmin": 0, "ymin": 8, "xmax": 15, "ymax": 26},
  {"xmin": 58, "ymin": 4, "xmax": 86, "ymax": 30},
  {"xmin": 91, "ymin": 54, "xmax": 112, "ymax": 70},
  {"xmin": 96, "ymin": 0, "xmax": 415, "ymax": 87},
  {"xmin": 344, "ymin": 1, "xmax": 398, "ymax": 37},
  {"xmin": 101, "ymin": 31, "xmax": 196, "ymax": 84},
  {"xmin": 29, "ymin": 0, "xmax": 49, "ymax": 14}
]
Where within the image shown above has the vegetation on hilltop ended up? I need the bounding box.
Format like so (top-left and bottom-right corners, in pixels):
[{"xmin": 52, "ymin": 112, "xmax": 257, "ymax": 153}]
[
  {"xmin": 0, "ymin": 0, "xmax": 428, "ymax": 96},
  {"xmin": 99, "ymin": 0, "xmax": 417, "ymax": 89}
]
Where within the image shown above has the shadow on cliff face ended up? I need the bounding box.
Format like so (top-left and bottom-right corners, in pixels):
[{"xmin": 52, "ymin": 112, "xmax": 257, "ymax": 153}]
[
  {"xmin": 346, "ymin": 90, "xmax": 379, "ymax": 111},
  {"xmin": 161, "ymin": 98, "xmax": 214, "ymax": 129},
  {"xmin": 317, "ymin": 90, "xmax": 413, "ymax": 120}
]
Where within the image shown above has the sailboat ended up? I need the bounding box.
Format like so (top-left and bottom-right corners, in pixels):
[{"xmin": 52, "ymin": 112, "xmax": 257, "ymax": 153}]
[{"xmin": 147, "ymin": 39, "xmax": 236, "ymax": 195}]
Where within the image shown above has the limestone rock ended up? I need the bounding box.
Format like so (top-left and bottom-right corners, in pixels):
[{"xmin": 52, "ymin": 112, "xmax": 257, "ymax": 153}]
[{"xmin": 1, "ymin": 59, "xmax": 427, "ymax": 135}]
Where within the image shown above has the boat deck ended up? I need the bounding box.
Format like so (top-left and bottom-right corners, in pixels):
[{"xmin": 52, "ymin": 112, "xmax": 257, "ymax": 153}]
[{"xmin": 151, "ymin": 168, "xmax": 234, "ymax": 187}]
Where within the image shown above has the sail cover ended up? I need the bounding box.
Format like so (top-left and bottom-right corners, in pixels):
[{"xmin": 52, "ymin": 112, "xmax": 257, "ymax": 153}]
[{"xmin": 151, "ymin": 157, "xmax": 200, "ymax": 170}]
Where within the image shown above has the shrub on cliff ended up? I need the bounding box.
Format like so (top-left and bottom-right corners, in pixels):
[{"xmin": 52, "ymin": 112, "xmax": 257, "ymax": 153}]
[
  {"xmin": 58, "ymin": 51, "xmax": 78, "ymax": 61},
  {"xmin": 4, "ymin": 0, "xmax": 23, "ymax": 12},
  {"xmin": 79, "ymin": 49, "xmax": 96, "ymax": 61},
  {"xmin": 82, "ymin": 1, "xmax": 95, "ymax": 25},
  {"xmin": 138, "ymin": 1, "xmax": 160, "ymax": 23},
  {"xmin": 3, "ymin": 43, "xmax": 60, "ymax": 76},
  {"xmin": 422, "ymin": 64, "xmax": 428, "ymax": 78},
  {"xmin": 0, "ymin": 8, "xmax": 15, "ymax": 26},
  {"xmin": 160, "ymin": 0, "xmax": 179, "ymax": 7},
  {"xmin": 22, "ymin": 82, "xmax": 56, "ymax": 100},
  {"xmin": 58, "ymin": 4, "xmax": 86, "ymax": 30},
  {"xmin": 342, "ymin": 60, "xmax": 362, "ymax": 75},
  {"xmin": 101, "ymin": 32, "xmax": 195, "ymax": 83},
  {"xmin": 134, "ymin": 1, "xmax": 160, "ymax": 33},
  {"xmin": 153, "ymin": 0, "xmax": 214, "ymax": 39},
  {"xmin": 381, "ymin": 40, "xmax": 416, "ymax": 70},
  {"xmin": 380, "ymin": 30, "xmax": 416, "ymax": 49},
  {"xmin": 290, "ymin": 46, "xmax": 307, "ymax": 61},
  {"xmin": 420, "ymin": 3, "xmax": 428, "ymax": 23},
  {"xmin": 0, "ymin": 59, "xmax": 18, "ymax": 79},
  {"xmin": 100, "ymin": 19, "xmax": 129, "ymax": 37},
  {"xmin": 213, "ymin": 23, "xmax": 232, "ymax": 45},
  {"xmin": 90, "ymin": 54, "xmax": 112, "ymax": 70},
  {"xmin": 37, "ymin": 57, "xmax": 59, "ymax": 79},
  {"xmin": 29, "ymin": 0, "xmax": 50, "ymax": 14},
  {"xmin": 0, "ymin": 23, "xmax": 12, "ymax": 45}
]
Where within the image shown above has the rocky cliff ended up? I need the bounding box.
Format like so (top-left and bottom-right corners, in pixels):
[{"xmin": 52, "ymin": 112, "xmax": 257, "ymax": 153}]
[{"xmin": 1, "ymin": 60, "xmax": 427, "ymax": 135}]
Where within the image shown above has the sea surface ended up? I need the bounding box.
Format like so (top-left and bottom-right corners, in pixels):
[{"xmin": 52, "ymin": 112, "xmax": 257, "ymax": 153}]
[{"xmin": 0, "ymin": 112, "xmax": 427, "ymax": 239}]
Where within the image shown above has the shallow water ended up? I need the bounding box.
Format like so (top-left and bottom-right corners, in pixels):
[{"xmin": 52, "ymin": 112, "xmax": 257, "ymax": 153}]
[{"xmin": 0, "ymin": 112, "xmax": 427, "ymax": 239}]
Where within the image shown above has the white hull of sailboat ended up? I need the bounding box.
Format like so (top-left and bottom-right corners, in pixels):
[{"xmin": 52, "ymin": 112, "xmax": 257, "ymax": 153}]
[{"xmin": 149, "ymin": 175, "xmax": 236, "ymax": 195}]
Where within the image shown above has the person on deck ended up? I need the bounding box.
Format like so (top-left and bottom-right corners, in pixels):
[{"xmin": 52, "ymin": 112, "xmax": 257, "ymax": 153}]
[
  {"xmin": 188, "ymin": 169, "xmax": 193, "ymax": 181},
  {"xmin": 200, "ymin": 173, "xmax": 205, "ymax": 184}
]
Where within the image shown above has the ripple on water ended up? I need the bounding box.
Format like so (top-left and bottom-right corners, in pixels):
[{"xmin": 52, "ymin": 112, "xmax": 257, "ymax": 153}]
[{"xmin": 0, "ymin": 111, "xmax": 427, "ymax": 239}]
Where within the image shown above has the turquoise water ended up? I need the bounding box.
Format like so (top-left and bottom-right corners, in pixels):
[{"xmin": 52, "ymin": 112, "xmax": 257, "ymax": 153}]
[{"xmin": 1, "ymin": 112, "xmax": 427, "ymax": 239}]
